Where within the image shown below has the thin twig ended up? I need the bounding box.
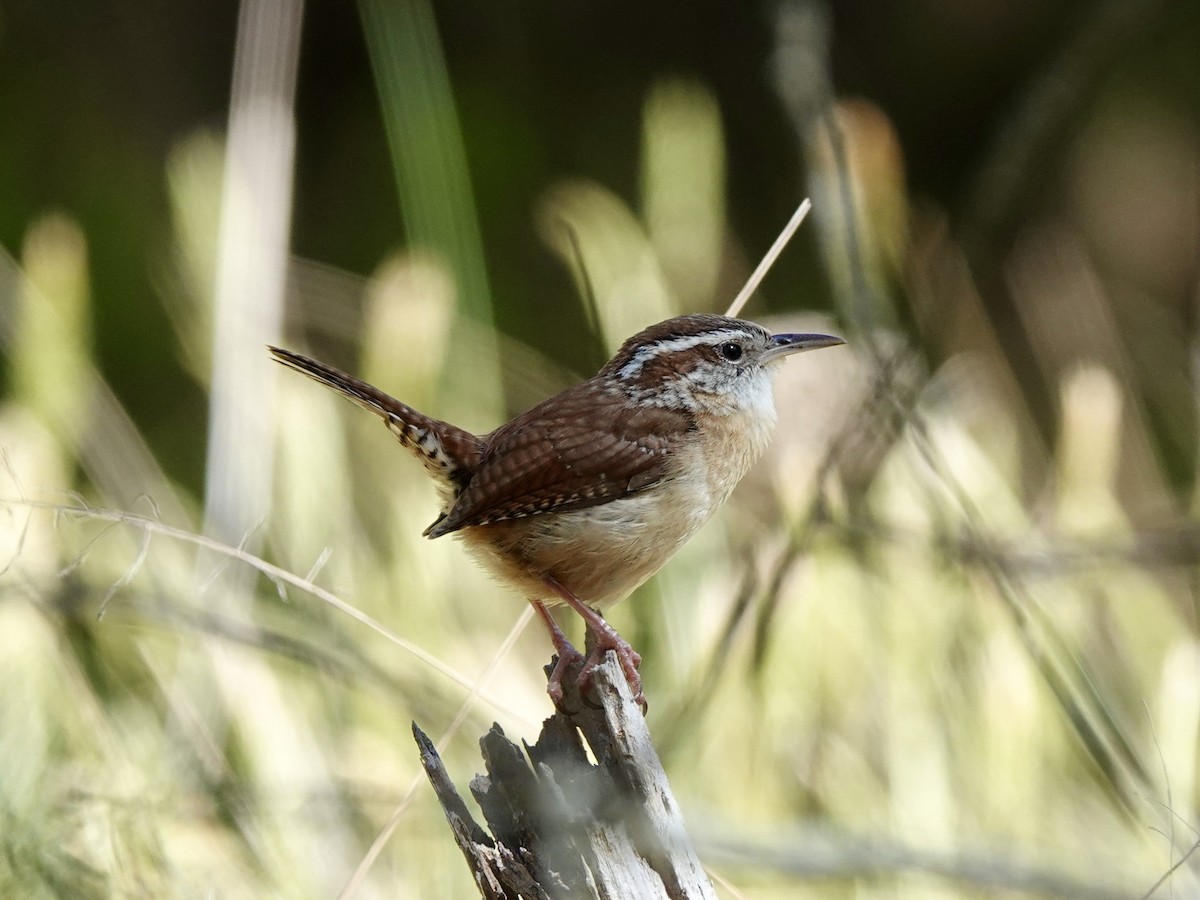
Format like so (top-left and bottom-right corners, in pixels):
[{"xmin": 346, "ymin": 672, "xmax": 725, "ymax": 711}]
[
  {"xmin": 0, "ymin": 494, "xmax": 535, "ymax": 725},
  {"xmin": 725, "ymin": 199, "xmax": 811, "ymax": 318},
  {"xmin": 96, "ymin": 517, "xmax": 152, "ymax": 620},
  {"xmin": 1141, "ymin": 835, "xmax": 1200, "ymax": 899}
]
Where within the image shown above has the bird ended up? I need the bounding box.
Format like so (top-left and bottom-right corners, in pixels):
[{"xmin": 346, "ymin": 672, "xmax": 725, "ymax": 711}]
[{"xmin": 270, "ymin": 313, "xmax": 843, "ymax": 710}]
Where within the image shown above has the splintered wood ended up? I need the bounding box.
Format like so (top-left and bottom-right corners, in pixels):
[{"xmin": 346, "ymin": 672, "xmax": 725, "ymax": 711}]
[{"xmin": 414, "ymin": 655, "xmax": 716, "ymax": 900}]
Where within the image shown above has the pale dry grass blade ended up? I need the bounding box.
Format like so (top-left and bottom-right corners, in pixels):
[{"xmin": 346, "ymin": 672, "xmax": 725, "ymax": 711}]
[
  {"xmin": 204, "ymin": 0, "xmax": 302, "ymax": 546},
  {"xmin": 191, "ymin": 7, "xmax": 330, "ymax": 882},
  {"xmin": 724, "ymin": 199, "xmax": 811, "ymax": 318}
]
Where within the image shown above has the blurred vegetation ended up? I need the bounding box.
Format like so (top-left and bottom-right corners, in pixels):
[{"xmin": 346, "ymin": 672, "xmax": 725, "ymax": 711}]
[{"xmin": 3, "ymin": 0, "xmax": 1200, "ymax": 897}]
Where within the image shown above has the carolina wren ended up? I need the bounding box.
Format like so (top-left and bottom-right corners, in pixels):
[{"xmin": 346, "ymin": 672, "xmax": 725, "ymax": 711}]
[{"xmin": 270, "ymin": 314, "xmax": 843, "ymax": 710}]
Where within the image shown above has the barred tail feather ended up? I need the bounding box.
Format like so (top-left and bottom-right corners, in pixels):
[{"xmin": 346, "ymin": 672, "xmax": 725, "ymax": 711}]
[
  {"xmin": 269, "ymin": 346, "xmax": 410, "ymax": 420},
  {"xmin": 268, "ymin": 346, "xmax": 484, "ymax": 493}
]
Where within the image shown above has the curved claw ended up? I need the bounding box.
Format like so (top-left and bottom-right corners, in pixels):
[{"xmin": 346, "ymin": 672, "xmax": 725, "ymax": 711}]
[
  {"xmin": 545, "ymin": 646, "xmax": 585, "ymax": 711},
  {"xmin": 579, "ymin": 635, "xmax": 646, "ymax": 714},
  {"xmin": 534, "ymin": 581, "xmax": 649, "ymax": 715}
]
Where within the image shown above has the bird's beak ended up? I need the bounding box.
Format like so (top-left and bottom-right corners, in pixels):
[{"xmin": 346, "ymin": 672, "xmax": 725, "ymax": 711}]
[{"xmin": 760, "ymin": 332, "xmax": 846, "ymax": 364}]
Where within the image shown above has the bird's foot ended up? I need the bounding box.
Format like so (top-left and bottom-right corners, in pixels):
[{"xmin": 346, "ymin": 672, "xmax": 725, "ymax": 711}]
[
  {"xmin": 545, "ymin": 644, "xmax": 585, "ymax": 710},
  {"xmin": 532, "ymin": 598, "xmax": 587, "ymax": 712},
  {"xmin": 534, "ymin": 583, "xmax": 648, "ymax": 715},
  {"xmin": 580, "ymin": 622, "xmax": 646, "ymax": 714}
]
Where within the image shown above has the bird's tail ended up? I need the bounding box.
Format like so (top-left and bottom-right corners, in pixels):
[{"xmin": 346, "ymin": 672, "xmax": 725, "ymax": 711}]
[{"xmin": 268, "ymin": 346, "xmax": 484, "ymax": 492}]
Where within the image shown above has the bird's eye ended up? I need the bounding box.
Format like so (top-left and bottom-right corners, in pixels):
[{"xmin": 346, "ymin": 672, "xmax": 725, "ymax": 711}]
[{"xmin": 718, "ymin": 342, "xmax": 744, "ymax": 362}]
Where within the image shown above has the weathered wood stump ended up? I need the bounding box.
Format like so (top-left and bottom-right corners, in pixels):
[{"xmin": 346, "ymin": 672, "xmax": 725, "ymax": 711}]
[{"xmin": 414, "ymin": 653, "xmax": 717, "ymax": 899}]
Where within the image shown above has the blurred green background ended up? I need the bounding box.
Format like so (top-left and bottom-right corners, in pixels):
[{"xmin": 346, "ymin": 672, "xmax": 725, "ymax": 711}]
[{"xmin": 3, "ymin": 0, "xmax": 1200, "ymax": 897}]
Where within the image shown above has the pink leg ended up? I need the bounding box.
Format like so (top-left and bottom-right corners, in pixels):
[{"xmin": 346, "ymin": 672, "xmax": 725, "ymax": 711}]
[
  {"xmin": 530, "ymin": 599, "xmax": 584, "ymax": 709},
  {"xmin": 542, "ymin": 576, "xmax": 645, "ymax": 712}
]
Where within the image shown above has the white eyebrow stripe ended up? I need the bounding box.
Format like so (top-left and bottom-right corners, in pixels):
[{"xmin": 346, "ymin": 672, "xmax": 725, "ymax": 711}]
[{"xmin": 617, "ymin": 329, "xmax": 748, "ymax": 381}]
